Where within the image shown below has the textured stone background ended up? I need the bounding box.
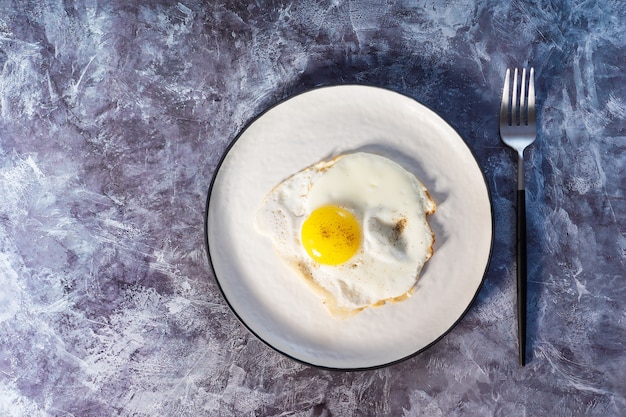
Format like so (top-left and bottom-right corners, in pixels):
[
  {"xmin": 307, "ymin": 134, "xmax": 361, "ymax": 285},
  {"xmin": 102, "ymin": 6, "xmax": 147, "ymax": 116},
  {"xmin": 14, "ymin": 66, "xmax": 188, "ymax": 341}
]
[{"xmin": 1, "ymin": 1, "xmax": 625, "ymax": 416}]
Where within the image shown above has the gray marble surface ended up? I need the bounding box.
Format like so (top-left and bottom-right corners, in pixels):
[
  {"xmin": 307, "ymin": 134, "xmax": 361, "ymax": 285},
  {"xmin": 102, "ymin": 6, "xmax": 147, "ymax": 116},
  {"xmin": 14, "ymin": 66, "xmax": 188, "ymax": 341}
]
[{"xmin": 1, "ymin": 0, "xmax": 625, "ymax": 416}]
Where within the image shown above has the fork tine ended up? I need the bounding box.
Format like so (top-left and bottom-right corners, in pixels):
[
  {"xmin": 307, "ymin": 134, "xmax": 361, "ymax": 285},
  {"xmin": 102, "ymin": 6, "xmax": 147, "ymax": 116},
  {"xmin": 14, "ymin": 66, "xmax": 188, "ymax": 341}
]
[
  {"xmin": 500, "ymin": 68, "xmax": 510, "ymax": 126},
  {"xmin": 520, "ymin": 68, "xmax": 527, "ymax": 125},
  {"xmin": 512, "ymin": 68, "xmax": 519, "ymax": 126},
  {"xmin": 528, "ymin": 67, "xmax": 536, "ymax": 125}
]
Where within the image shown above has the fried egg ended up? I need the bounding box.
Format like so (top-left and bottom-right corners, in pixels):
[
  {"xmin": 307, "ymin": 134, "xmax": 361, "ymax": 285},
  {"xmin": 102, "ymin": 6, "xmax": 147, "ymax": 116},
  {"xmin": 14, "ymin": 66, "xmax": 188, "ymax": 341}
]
[{"xmin": 254, "ymin": 152, "xmax": 436, "ymax": 317}]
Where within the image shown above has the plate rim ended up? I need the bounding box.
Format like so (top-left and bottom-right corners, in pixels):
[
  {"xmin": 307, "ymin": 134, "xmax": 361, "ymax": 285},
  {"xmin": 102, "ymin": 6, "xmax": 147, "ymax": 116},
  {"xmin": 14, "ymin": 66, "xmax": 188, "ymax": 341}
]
[{"xmin": 204, "ymin": 84, "xmax": 495, "ymax": 371}]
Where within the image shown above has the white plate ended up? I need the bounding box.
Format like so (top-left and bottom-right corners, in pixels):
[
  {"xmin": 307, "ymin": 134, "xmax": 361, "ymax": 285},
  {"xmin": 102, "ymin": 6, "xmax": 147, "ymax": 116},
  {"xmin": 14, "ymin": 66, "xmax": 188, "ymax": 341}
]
[{"xmin": 206, "ymin": 85, "xmax": 492, "ymax": 369}]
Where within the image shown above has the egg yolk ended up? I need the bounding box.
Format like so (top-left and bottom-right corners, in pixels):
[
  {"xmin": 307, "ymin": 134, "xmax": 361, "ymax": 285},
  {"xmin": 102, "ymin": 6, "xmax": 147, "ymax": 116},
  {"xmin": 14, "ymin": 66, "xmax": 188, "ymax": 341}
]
[{"xmin": 301, "ymin": 205, "xmax": 361, "ymax": 265}]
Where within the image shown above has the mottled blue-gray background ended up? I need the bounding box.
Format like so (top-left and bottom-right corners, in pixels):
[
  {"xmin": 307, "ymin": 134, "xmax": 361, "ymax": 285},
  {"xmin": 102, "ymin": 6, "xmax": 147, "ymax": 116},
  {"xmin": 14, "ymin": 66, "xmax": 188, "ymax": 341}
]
[{"xmin": 1, "ymin": 0, "xmax": 625, "ymax": 416}]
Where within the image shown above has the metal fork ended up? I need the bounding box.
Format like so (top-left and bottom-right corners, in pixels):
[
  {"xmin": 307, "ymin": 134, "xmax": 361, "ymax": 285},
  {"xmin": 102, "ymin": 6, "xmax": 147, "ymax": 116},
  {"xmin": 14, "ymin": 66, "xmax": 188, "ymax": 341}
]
[{"xmin": 499, "ymin": 67, "xmax": 536, "ymax": 366}]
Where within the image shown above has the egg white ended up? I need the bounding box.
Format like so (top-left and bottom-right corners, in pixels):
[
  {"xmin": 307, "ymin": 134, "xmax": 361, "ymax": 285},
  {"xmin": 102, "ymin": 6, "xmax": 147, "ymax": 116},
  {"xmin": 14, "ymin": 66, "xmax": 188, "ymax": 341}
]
[{"xmin": 254, "ymin": 152, "xmax": 436, "ymax": 316}]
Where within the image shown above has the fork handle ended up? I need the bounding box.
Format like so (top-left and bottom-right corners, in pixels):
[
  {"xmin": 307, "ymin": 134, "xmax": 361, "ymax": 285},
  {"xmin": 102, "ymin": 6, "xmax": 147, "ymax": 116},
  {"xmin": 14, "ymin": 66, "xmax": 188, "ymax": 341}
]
[{"xmin": 517, "ymin": 189, "xmax": 527, "ymax": 366}]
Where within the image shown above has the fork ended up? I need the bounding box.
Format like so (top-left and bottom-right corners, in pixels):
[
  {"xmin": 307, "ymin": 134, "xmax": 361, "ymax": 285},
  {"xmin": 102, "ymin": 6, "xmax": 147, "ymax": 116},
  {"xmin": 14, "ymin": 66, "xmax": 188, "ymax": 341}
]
[{"xmin": 499, "ymin": 67, "xmax": 536, "ymax": 366}]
